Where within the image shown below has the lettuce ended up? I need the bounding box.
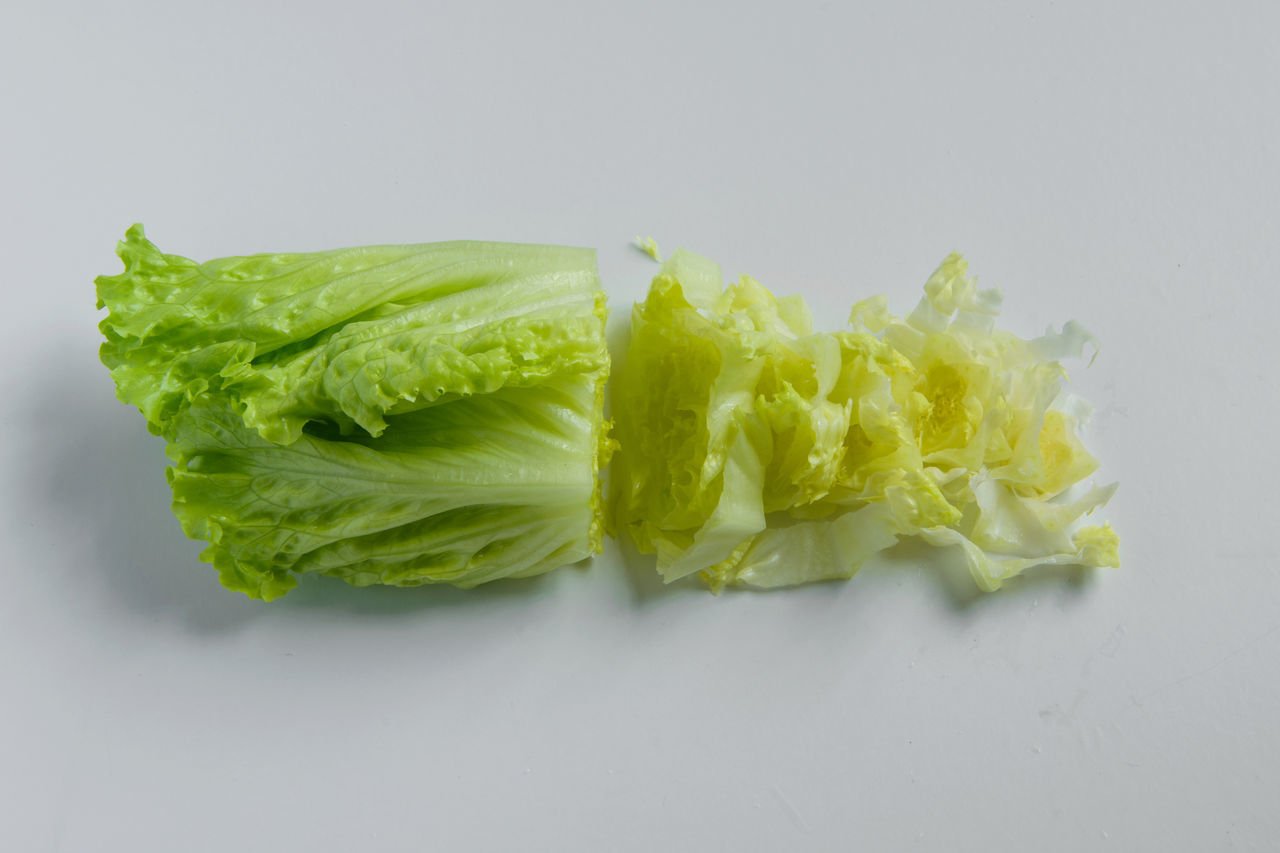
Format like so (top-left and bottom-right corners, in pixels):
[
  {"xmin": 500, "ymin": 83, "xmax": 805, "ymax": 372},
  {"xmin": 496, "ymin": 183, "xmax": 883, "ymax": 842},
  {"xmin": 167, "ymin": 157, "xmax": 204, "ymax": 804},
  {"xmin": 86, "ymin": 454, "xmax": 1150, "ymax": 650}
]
[
  {"xmin": 612, "ymin": 250, "xmax": 1118, "ymax": 592},
  {"xmin": 98, "ymin": 225, "xmax": 610, "ymax": 600}
]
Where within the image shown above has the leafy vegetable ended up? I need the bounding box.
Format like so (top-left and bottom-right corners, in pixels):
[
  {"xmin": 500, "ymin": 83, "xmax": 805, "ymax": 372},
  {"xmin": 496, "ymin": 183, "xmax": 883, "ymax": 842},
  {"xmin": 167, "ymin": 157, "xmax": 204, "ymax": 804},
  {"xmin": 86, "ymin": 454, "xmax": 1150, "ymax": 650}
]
[
  {"xmin": 612, "ymin": 249, "xmax": 1118, "ymax": 592},
  {"xmin": 98, "ymin": 225, "xmax": 611, "ymax": 600},
  {"xmin": 635, "ymin": 235, "xmax": 663, "ymax": 262}
]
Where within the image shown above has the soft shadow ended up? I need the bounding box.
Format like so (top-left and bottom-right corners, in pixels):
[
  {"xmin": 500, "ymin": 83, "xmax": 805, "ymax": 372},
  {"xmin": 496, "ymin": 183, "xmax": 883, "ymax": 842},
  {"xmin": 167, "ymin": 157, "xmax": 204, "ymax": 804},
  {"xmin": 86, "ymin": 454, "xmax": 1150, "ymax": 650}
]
[
  {"xmin": 877, "ymin": 537, "xmax": 1096, "ymax": 611},
  {"xmin": 637, "ymin": 536, "xmax": 1096, "ymax": 611},
  {"xmin": 24, "ymin": 349, "xmax": 578, "ymax": 634},
  {"xmin": 613, "ymin": 533, "xmax": 708, "ymax": 605},
  {"xmin": 272, "ymin": 563, "xmax": 565, "ymax": 616},
  {"xmin": 25, "ymin": 349, "xmax": 262, "ymax": 634}
]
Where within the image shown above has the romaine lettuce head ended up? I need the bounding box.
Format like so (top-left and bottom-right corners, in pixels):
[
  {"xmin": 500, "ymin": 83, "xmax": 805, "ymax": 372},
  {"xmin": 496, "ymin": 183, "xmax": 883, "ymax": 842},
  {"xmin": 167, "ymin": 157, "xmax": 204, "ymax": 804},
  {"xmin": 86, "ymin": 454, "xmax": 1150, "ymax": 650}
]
[
  {"xmin": 98, "ymin": 225, "xmax": 610, "ymax": 600},
  {"xmin": 613, "ymin": 250, "xmax": 1118, "ymax": 592}
]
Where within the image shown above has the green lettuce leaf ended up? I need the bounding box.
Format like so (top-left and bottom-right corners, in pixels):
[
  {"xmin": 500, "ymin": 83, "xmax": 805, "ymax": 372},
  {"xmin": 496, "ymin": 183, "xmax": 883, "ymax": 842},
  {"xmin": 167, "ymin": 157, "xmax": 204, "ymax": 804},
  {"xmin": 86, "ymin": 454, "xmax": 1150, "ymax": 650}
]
[
  {"xmin": 98, "ymin": 225, "xmax": 609, "ymax": 599},
  {"xmin": 613, "ymin": 250, "xmax": 1118, "ymax": 593}
]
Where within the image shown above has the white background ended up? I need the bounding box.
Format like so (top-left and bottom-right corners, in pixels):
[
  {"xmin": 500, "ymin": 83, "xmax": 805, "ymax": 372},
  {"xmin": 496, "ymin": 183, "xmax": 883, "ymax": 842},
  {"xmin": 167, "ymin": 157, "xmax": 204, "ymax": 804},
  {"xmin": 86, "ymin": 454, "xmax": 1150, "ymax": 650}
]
[{"xmin": 2, "ymin": 2, "xmax": 1276, "ymax": 850}]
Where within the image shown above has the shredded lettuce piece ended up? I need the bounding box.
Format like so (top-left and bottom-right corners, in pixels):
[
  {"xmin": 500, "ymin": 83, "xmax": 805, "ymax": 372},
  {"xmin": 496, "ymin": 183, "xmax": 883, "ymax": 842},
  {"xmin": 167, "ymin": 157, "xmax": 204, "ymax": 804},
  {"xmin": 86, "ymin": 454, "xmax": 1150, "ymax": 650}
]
[
  {"xmin": 613, "ymin": 250, "xmax": 1118, "ymax": 592},
  {"xmin": 635, "ymin": 235, "xmax": 662, "ymax": 262},
  {"xmin": 98, "ymin": 225, "xmax": 610, "ymax": 600}
]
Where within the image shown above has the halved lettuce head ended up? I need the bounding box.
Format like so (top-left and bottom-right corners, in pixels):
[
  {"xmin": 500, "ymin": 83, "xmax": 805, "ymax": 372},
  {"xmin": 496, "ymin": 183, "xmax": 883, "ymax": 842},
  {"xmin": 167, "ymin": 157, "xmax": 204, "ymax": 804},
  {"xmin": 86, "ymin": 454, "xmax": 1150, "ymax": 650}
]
[
  {"xmin": 612, "ymin": 250, "xmax": 1118, "ymax": 592},
  {"xmin": 98, "ymin": 225, "xmax": 610, "ymax": 599}
]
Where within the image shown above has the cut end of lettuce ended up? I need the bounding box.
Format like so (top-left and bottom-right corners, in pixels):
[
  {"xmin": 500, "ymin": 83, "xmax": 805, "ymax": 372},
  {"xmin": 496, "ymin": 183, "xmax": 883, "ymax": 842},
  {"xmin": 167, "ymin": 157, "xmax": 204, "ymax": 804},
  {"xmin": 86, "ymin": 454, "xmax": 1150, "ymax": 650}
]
[
  {"xmin": 99, "ymin": 225, "xmax": 610, "ymax": 599},
  {"xmin": 613, "ymin": 250, "xmax": 1118, "ymax": 593}
]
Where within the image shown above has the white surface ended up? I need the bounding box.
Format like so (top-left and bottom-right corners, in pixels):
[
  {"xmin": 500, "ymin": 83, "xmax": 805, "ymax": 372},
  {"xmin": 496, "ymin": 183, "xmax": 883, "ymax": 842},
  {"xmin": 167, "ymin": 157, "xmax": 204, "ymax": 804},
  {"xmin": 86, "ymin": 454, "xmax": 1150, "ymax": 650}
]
[{"xmin": 2, "ymin": 2, "xmax": 1277, "ymax": 850}]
